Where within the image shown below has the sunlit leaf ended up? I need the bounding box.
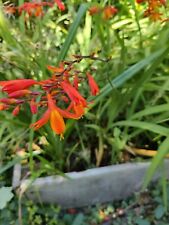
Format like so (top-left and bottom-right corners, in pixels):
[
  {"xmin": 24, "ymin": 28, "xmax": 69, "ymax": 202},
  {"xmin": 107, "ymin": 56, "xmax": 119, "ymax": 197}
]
[{"xmin": 0, "ymin": 187, "xmax": 14, "ymax": 210}]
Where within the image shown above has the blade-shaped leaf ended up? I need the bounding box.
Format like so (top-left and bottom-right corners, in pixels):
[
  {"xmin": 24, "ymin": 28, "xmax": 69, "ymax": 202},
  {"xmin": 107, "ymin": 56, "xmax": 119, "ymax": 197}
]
[
  {"xmin": 0, "ymin": 157, "xmax": 21, "ymax": 175},
  {"xmin": 57, "ymin": 3, "xmax": 89, "ymax": 63},
  {"xmin": 131, "ymin": 104, "xmax": 169, "ymax": 119},
  {"xmin": 112, "ymin": 120, "xmax": 169, "ymax": 136},
  {"xmin": 94, "ymin": 47, "xmax": 169, "ymax": 105},
  {"xmin": 143, "ymin": 136, "xmax": 169, "ymax": 188}
]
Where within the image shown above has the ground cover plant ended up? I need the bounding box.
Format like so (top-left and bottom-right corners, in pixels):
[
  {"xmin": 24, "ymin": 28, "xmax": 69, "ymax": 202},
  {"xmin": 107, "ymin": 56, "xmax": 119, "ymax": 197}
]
[
  {"xmin": 1, "ymin": 180, "xmax": 169, "ymax": 225},
  {"xmin": 1, "ymin": 0, "xmax": 169, "ymax": 224}
]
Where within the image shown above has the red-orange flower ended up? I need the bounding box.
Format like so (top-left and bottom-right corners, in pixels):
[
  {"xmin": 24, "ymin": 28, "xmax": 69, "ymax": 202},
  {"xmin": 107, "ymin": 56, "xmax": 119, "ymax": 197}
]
[
  {"xmin": 31, "ymin": 92, "xmax": 86, "ymax": 137},
  {"xmin": 72, "ymin": 102, "xmax": 85, "ymax": 118},
  {"xmin": 136, "ymin": 0, "xmax": 146, "ymax": 3},
  {"xmin": 54, "ymin": 0, "xmax": 65, "ymax": 11},
  {"xmin": 159, "ymin": 0, "xmax": 167, "ymax": 6},
  {"xmin": 137, "ymin": 0, "xmax": 167, "ymax": 21},
  {"xmin": 8, "ymin": 89, "xmax": 31, "ymax": 98},
  {"xmin": 57, "ymin": 105, "xmax": 84, "ymax": 119},
  {"xmin": 31, "ymin": 93, "xmax": 66, "ymax": 137},
  {"xmin": 18, "ymin": 2, "xmax": 42, "ymax": 17},
  {"xmin": 103, "ymin": 6, "xmax": 118, "ymax": 20},
  {"xmin": 34, "ymin": 6, "xmax": 43, "ymax": 17},
  {"xmin": 4, "ymin": 0, "xmax": 66, "ymax": 19},
  {"xmin": 61, "ymin": 81, "xmax": 87, "ymax": 107},
  {"xmin": 145, "ymin": 10, "xmax": 162, "ymax": 21},
  {"xmin": 73, "ymin": 75, "xmax": 79, "ymax": 90},
  {"xmin": 31, "ymin": 109, "xmax": 50, "ymax": 130},
  {"xmin": 89, "ymin": 6, "xmax": 101, "ymax": 16},
  {"xmin": 12, "ymin": 105, "xmax": 20, "ymax": 116},
  {"xmin": 87, "ymin": 72, "xmax": 99, "ymax": 96},
  {"xmin": 18, "ymin": 1, "xmax": 54, "ymax": 17},
  {"xmin": 47, "ymin": 93, "xmax": 65, "ymax": 136},
  {"xmin": 0, "ymin": 98, "xmax": 23, "ymax": 104},
  {"xmin": 30, "ymin": 98, "xmax": 38, "ymax": 114},
  {"xmin": 63, "ymin": 101, "xmax": 85, "ymax": 119},
  {"xmin": 0, "ymin": 79, "xmax": 37, "ymax": 94},
  {"xmin": 47, "ymin": 63, "xmax": 65, "ymax": 73},
  {"xmin": 0, "ymin": 56, "xmax": 101, "ymax": 138},
  {"xmin": 3, "ymin": 5, "xmax": 16, "ymax": 16},
  {"xmin": 0, "ymin": 104, "xmax": 9, "ymax": 111}
]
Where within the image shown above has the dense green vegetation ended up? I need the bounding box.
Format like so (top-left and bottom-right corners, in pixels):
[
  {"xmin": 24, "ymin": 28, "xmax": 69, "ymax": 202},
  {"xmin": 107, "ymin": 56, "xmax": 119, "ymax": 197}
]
[{"xmin": 1, "ymin": 0, "xmax": 169, "ymax": 224}]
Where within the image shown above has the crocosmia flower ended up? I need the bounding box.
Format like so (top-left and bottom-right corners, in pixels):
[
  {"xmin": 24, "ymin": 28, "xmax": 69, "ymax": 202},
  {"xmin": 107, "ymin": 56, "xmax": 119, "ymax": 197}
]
[
  {"xmin": 54, "ymin": 0, "xmax": 65, "ymax": 11},
  {"xmin": 87, "ymin": 72, "xmax": 99, "ymax": 96},
  {"xmin": 0, "ymin": 55, "xmax": 101, "ymax": 138},
  {"xmin": 136, "ymin": 0, "xmax": 146, "ymax": 3},
  {"xmin": 103, "ymin": 6, "xmax": 118, "ymax": 20},
  {"xmin": 30, "ymin": 98, "xmax": 38, "ymax": 114},
  {"xmin": 0, "ymin": 79, "xmax": 37, "ymax": 94},
  {"xmin": 31, "ymin": 93, "xmax": 66, "ymax": 138},
  {"xmin": 89, "ymin": 5, "xmax": 118, "ymax": 20},
  {"xmin": 89, "ymin": 6, "xmax": 101, "ymax": 16},
  {"xmin": 61, "ymin": 81, "xmax": 87, "ymax": 107},
  {"xmin": 136, "ymin": 0, "xmax": 167, "ymax": 21},
  {"xmin": 12, "ymin": 105, "xmax": 20, "ymax": 116},
  {"xmin": 7, "ymin": 0, "xmax": 65, "ymax": 18}
]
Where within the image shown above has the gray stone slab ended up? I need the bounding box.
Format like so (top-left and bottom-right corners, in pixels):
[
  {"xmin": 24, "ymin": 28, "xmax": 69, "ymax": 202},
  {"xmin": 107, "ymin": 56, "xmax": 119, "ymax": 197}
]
[{"xmin": 19, "ymin": 161, "xmax": 169, "ymax": 208}]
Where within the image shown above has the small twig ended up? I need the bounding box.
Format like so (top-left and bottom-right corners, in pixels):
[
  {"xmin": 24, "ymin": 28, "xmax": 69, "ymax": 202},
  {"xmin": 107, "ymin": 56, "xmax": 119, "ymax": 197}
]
[{"xmin": 73, "ymin": 54, "xmax": 111, "ymax": 62}]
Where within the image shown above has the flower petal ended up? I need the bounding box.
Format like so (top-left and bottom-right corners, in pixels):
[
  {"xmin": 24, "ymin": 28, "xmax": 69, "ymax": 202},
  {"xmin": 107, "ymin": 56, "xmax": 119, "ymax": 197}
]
[
  {"xmin": 61, "ymin": 81, "xmax": 87, "ymax": 106},
  {"xmin": 30, "ymin": 98, "xmax": 38, "ymax": 114},
  {"xmin": 2, "ymin": 79, "xmax": 37, "ymax": 94},
  {"xmin": 87, "ymin": 72, "xmax": 99, "ymax": 96},
  {"xmin": 54, "ymin": 0, "xmax": 65, "ymax": 11},
  {"xmin": 12, "ymin": 105, "xmax": 20, "ymax": 116},
  {"xmin": 8, "ymin": 89, "xmax": 31, "ymax": 98},
  {"xmin": 31, "ymin": 109, "xmax": 50, "ymax": 130},
  {"xmin": 50, "ymin": 109, "xmax": 65, "ymax": 135}
]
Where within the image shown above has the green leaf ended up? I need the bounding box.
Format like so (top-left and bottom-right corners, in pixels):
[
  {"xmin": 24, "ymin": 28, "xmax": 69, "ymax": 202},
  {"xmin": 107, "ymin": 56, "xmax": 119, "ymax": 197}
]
[
  {"xmin": 0, "ymin": 187, "xmax": 14, "ymax": 210},
  {"xmin": 0, "ymin": 6, "xmax": 17, "ymax": 47},
  {"xmin": 18, "ymin": 0, "xmax": 25, "ymax": 33},
  {"xmin": 154, "ymin": 205, "xmax": 165, "ymax": 219},
  {"xmin": 135, "ymin": 218, "xmax": 150, "ymax": 225},
  {"xmin": 131, "ymin": 104, "xmax": 169, "ymax": 119},
  {"xmin": 85, "ymin": 124, "xmax": 102, "ymax": 131},
  {"xmin": 94, "ymin": 47, "xmax": 169, "ymax": 105},
  {"xmin": 0, "ymin": 157, "xmax": 21, "ymax": 175},
  {"xmin": 143, "ymin": 136, "xmax": 169, "ymax": 188},
  {"xmin": 72, "ymin": 213, "xmax": 84, "ymax": 225},
  {"xmin": 57, "ymin": 3, "xmax": 89, "ymax": 63},
  {"xmin": 111, "ymin": 120, "xmax": 169, "ymax": 136}
]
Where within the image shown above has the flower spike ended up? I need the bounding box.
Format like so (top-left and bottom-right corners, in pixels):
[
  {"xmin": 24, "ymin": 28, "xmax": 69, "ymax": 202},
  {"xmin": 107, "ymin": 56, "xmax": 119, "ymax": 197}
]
[{"xmin": 0, "ymin": 55, "xmax": 102, "ymax": 138}]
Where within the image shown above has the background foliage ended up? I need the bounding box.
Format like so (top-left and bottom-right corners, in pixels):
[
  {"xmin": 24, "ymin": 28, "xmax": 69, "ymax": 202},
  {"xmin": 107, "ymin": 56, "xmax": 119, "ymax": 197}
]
[{"xmin": 1, "ymin": 0, "xmax": 169, "ymax": 223}]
